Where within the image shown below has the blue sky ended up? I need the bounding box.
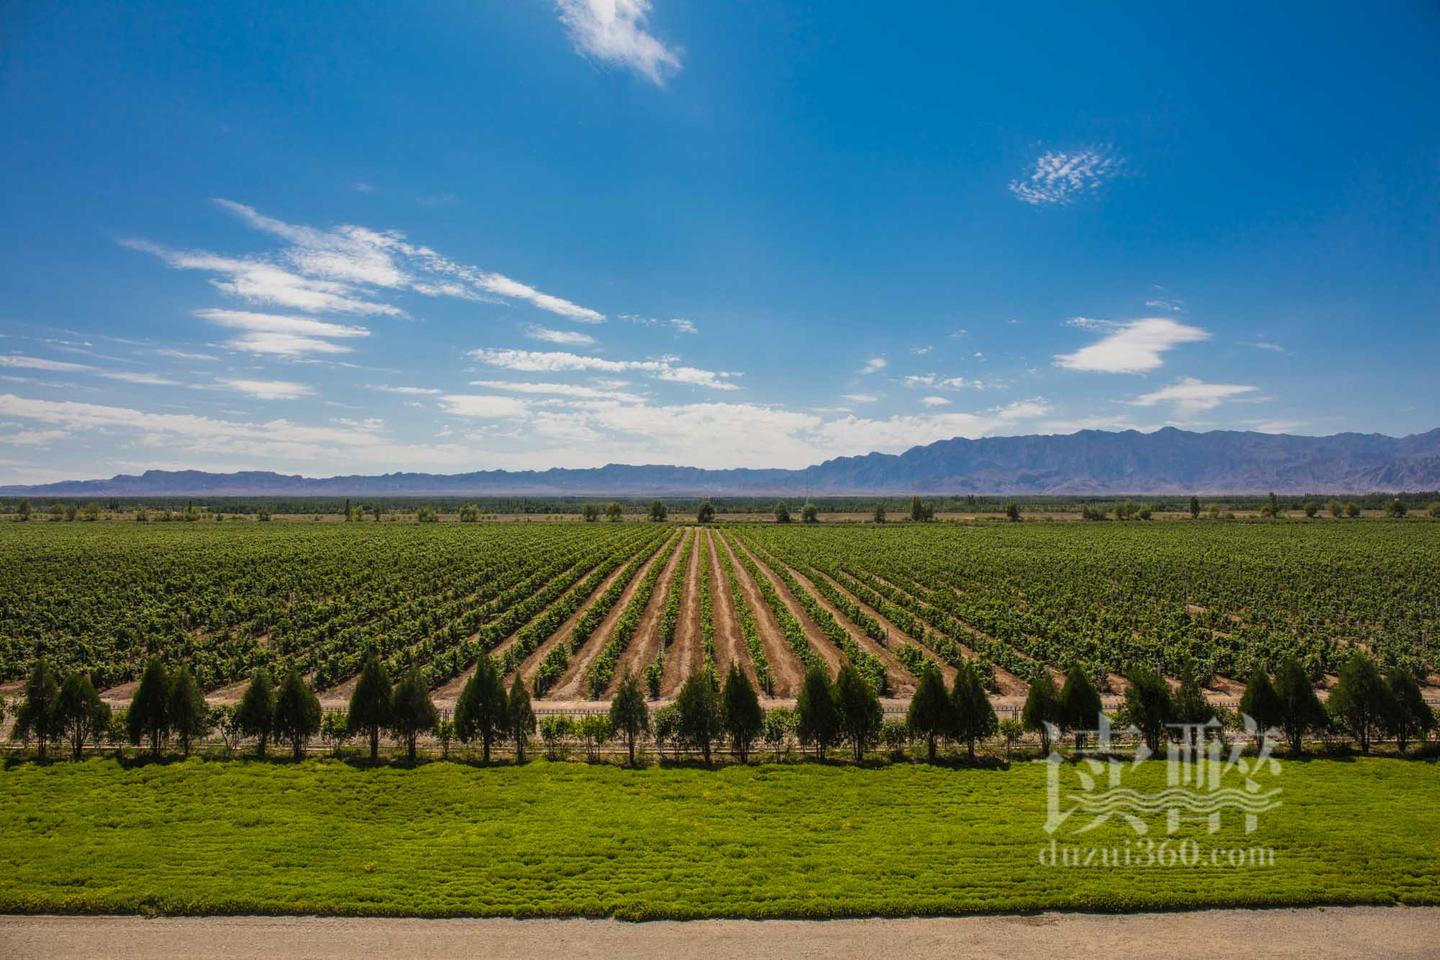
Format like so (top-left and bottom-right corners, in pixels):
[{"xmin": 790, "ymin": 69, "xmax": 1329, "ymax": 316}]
[{"xmin": 1, "ymin": 1, "xmax": 1437, "ymax": 482}]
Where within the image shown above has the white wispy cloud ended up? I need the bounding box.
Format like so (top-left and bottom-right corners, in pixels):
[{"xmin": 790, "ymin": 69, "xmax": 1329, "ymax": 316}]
[
  {"xmin": 154, "ymin": 348, "xmax": 219, "ymax": 362},
  {"xmin": 1130, "ymin": 378, "xmax": 1259, "ymax": 415},
  {"xmin": 468, "ymin": 380, "xmax": 646, "ymax": 402},
  {"xmin": 469, "ymin": 348, "xmax": 739, "ymax": 390},
  {"xmin": 840, "ymin": 393, "xmax": 878, "ymax": 404},
  {"xmin": 556, "ymin": 0, "xmax": 682, "ymax": 86},
  {"xmin": 1009, "ymin": 148, "xmax": 1122, "ymax": 205},
  {"xmin": 1242, "ymin": 340, "xmax": 1286, "ymax": 353},
  {"xmin": 903, "ymin": 373, "xmax": 988, "ymax": 390},
  {"xmin": 216, "ymin": 378, "xmax": 315, "ymax": 400},
  {"xmin": 920, "ymin": 396, "xmax": 950, "ymax": 407},
  {"xmin": 669, "ymin": 318, "xmax": 697, "ymax": 335},
  {"xmin": 437, "ymin": 395, "xmax": 531, "ymax": 419},
  {"xmin": 526, "ymin": 325, "xmax": 596, "ymax": 346},
  {"xmin": 370, "ymin": 385, "xmax": 442, "ymax": 396},
  {"xmin": 1054, "ymin": 318, "xmax": 1209, "ymax": 374},
  {"xmin": 1, "ymin": 354, "xmax": 181, "ymax": 386},
  {"xmin": 194, "ymin": 308, "xmax": 370, "ymax": 357},
  {"xmin": 216, "ymin": 200, "xmax": 606, "ymax": 323},
  {"xmin": 858, "ymin": 356, "xmax": 887, "ymax": 375}
]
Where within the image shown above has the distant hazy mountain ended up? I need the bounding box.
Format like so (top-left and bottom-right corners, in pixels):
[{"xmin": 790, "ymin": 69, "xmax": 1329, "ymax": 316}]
[{"xmin": 5, "ymin": 427, "xmax": 1439, "ymax": 497}]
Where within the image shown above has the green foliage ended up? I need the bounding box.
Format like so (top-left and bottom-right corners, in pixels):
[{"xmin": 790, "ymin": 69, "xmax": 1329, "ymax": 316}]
[
  {"xmin": 872, "ymin": 503, "xmax": 886, "ymax": 523},
  {"xmin": 1386, "ymin": 498, "xmax": 1408, "ymax": 518},
  {"xmin": 455, "ymin": 655, "xmax": 508, "ymax": 763},
  {"xmin": 575, "ymin": 714, "xmax": 613, "ymax": 762},
  {"xmin": 721, "ymin": 664, "xmax": 763, "ymax": 763},
  {"xmin": 1004, "ymin": 501, "xmax": 1021, "ymax": 522},
  {"xmin": 1239, "ymin": 667, "xmax": 1283, "ymax": 733},
  {"xmin": 906, "ymin": 664, "xmax": 951, "ymax": 762},
  {"xmin": 1385, "ymin": 668, "xmax": 1434, "ymax": 752},
  {"xmin": 834, "ymin": 664, "xmax": 883, "ymax": 762},
  {"xmin": 167, "ymin": 664, "xmax": 209, "ymax": 757},
  {"xmin": 234, "ymin": 668, "xmax": 276, "ymax": 757},
  {"xmin": 506, "ymin": 676, "xmax": 535, "ymax": 762},
  {"xmin": 605, "ymin": 502, "xmax": 624, "ymax": 522},
  {"xmin": 347, "ymin": 653, "xmax": 393, "ymax": 762},
  {"xmin": 796, "ymin": 665, "xmax": 840, "ymax": 760},
  {"xmin": 127, "ymin": 658, "xmax": 170, "ymax": 756},
  {"xmin": 3, "ymin": 760, "xmax": 1438, "ymax": 918},
  {"xmin": 949, "ymin": 659, "xmax": 997, "ymax": 760},
  {"xmin": 774, "ymin": 501, "xmax": 791, "ymax": 524},
  {"xmin": 539, "ymin": 715, "xmax": 573, "ymax": 760},
  {"xmin": 696, "ymin": 501, "xmax": 716, "ymax": 524},
  {"xmin": 1327, "ymin": 651, "xmax": 1395, "ymax": 753},
  {"xmin": 273, "ymin": 668, "xmax": 322, "ymax": 761},
  {"xmin": 388, "ymin": 667, "xmax": 436, "ymax": 762},
  {"xmin": 674, "ymin": 670, "xmax": 723, "ymax": 766},
  {"xmin": 458, "ymin": 503, "xmax": 482, "ymax": 522},
  {"xmin": 647, "ymin": 500, "xmax": 668, "ymax": 522},
  {"xmin": 609, "ymin": 672, "xmax": 650, "ymax": 765},
  {"xmin": 12, "ymin": 660, "xmax": 63, "ymax": 758},
  {"xmin": 581, "ymin": 502, "xmax": 601, "ymax": 522},
  {"xmin": 1274, "ymin": 657, "xmax": 1328, "ymax": 753},
  {"xmin": 762, "ymin": 707, "xmax": 796, "ymax": 760},
  {"xmin": 1020, "ymin": 671, "xmax": 1059, "ymax": 754},
  {"xmin": 801, "ymin": 502, "xmax": 819, "ymax": 523},
  {"xmin": 1118, "ymin": 666, "xmax": 1172, "ymax": 752},
  {"xmin": 1057, "ymin": 664, "xmax": 1103, "ymax": 747}
]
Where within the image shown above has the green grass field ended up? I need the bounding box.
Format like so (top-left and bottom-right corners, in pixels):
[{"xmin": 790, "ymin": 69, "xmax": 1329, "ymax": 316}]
[{"xmin": 1, "ymin": 757, "xmax": 1437, "ymax": 919}]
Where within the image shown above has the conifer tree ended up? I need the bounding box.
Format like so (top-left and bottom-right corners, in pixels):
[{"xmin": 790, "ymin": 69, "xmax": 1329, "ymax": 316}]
[
  {"xmin": 127, "ymin": 658, "xmax": 171, "ymax": 757},
  {"xmin": 234, "ymin": 668, "xmax": 276, "ymax": 757},
  {"xmin": 906, "ymin": 663, "xmax": 951, "ymax": 762},
  {"xmin": 273, "ymin": 668, "xmax": 321, "ymax": 761},
  {"xmin": 721, "ymin": 663, "xmax": 763, "ymax": 763},
  {"xmin": 347, "ymin": 652, "xmax": 392, "ymax": 762}
]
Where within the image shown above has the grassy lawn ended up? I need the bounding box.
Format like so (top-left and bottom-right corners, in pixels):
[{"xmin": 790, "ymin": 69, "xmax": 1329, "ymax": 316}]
[{"xmin": 1, "ymin": 756, "xmax": 1437, "ymax": 919}]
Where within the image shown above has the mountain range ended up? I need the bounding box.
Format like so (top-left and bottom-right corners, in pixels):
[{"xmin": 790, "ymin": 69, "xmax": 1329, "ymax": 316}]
[{"xmin": 5, "ymin": 427, "xmax": 1440, "ymax": 498}]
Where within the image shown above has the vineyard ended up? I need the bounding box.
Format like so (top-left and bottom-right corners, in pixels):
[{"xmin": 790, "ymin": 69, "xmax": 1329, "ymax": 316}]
[{"xmin": 1, "ymin": 520, "xmax": 1437, "ymax": 705}]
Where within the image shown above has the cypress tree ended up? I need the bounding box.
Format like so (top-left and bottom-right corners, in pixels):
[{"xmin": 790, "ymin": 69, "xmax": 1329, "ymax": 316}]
[
  {"xmin": 234, "ymin": 668, "xmax": 276, "ymax": 757},
  {"xmin": 1327, "ymin": 651, "xmax": 1395, "ymax": 753},
  {"xmin": 906, "ymin": 663, "xmax": 951, "ymax": 762},
  {"xmin": 57, "ymin": 671, "xmax": 110, "ymax": 760},
  {"xmin": 506, "ymin": 675, "xmax": 535, "ymax": 763},
  {"xmin": 455, "ymin": 655, "xmax": 507, "ymax": 764},
  {"xmin": 272, "ymin": 668, "xmax": 321, "ymax": 761},
  {"xmin": 347, "ymin": 653, "xmax": 392, "ymax": 762},
  {"xmin": 389, "ymin": 667, "xmax": 437, "ymax": 762},
  {"xmin": 1386, "ymin": 668, "xmax": 1435, "ymax": 753},
  {"xmin": 609, "ymin": 672, "xmax": 650, "ymax": 766},
  {"xmin": 951, "ymin": 659, "xmax": 998, "ymax": 761},
  {"xmin": 1118, "ymin": 666, "xmax": 1172, "ymax": 753},
  {"xmin": 12, "ymin": 660, "xmax": 63, "ymax": 759},
  {"xmin": 1273, "ymin": 657, "xmax": 1327, "ymax": 754},
  {"xmin": 167, "ymin": 664, "xmax": 209, "ymax": 757},
  {"xmin": 796, "ymin": 664, "xmax": 840, "ymax": 760},
  {"xmin": 127, "ymin": 658, "xmax": 171, "ymax": 757},
  {"xmin": 1058, "ymin": 664, "xmax": 1103, "ymax": 752},
  {"xmin": 721, "ymin": 663, "xmax": 763, "ymax": 763},
  {"xmin": 675, "ymin": 669, "xmax": 723, "ymax": 766},
  {"xmin": 1020, "ymin": 670, "xmax": 1060, "ymax": 754},
  {"xmin": 834, "ymin": 664, "xmax": 883, "ymax": 762},
  {"xmin": 1239, "ymin": 667, "xmax": 1283, "ymax": 734}
]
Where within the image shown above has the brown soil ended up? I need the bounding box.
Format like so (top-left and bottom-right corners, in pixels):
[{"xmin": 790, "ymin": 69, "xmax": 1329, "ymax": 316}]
[
  {"xmin": 607, "ymin": 530, "xmax": 691, "ymax": 696},
  {"xmin": 659, "ymin": 529, "xmax": 706, "ymax": 696},
  {"xmin": 705, "ymin": 529, "xmax": 756, "ymax": 690},
  {"xmin": 714, "ymin": 532, "xmax": 806, "ymax": 697},
  {"xmin": 545, "ymin": 534, "xmax": 677, "ymax": 700},
  {"xmin": 811, "ymin": 569, "xmax": 958, "ymax": 686},
  {"xmin": 4, "ymin": 908, "xmax": 1436, "ymax": 960},
  {"xmin": 504, "ymin": 560, "xmax": 634, "ymax": 694},
  {"xmin": 726, "ymin": 536, "xmax": 846, "ymax": 675},
  {"xmin": 784, "ymin": 565, "xmax": 917, "ymax": 696}
]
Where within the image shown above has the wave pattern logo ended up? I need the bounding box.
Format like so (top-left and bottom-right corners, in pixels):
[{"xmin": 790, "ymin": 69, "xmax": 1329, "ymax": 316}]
[{"xmin": 1043, "ymin": 716, "xmax": 1283, "ymax": 836}]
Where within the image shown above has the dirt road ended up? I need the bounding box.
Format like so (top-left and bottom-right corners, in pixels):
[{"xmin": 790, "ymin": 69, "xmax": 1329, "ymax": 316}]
[{"xmin": 4, "ymin": 908, "xmax": 1436, "ymax": 960}]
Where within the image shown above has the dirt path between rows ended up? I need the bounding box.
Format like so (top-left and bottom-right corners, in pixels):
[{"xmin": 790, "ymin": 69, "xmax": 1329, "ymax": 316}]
[
  {"xmin": 658, "ymin": 529, "xmax": 705, "ymax": 695},
  {"xmin": 783, "ymin": 565, "xmax": 917, "ymax": 696},
  {"xmin": 714, "ymin": 532, "xmax": 805, "ymax": 697},
  {"xmin": 815, "ymin": 570, "xmax": 959, "ymax": 687},
  {"xmin": 546, "ymin": 534, "xmax": 677, "ymax": 700},
  {"xmin": 842, "ymin": 570, "xmax": 1039, "ymax": 695},
  {"xmin": 508, "ymin": 560, "xmax": 636, "ymax": 693},
  {"xmin": 727, "ymin": 536, "xmax": 846, "ymax": 676},
  {"xmin": 705, "ymin": 529, "xmax": 755, "ymax": 690},
  {"xmin": 608, "ymin": 530, "xmax": 691, "ymax": 696},
  {"xmin": 6, "ymin": 908, "xmax": 1437, "ymax": 960}
]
